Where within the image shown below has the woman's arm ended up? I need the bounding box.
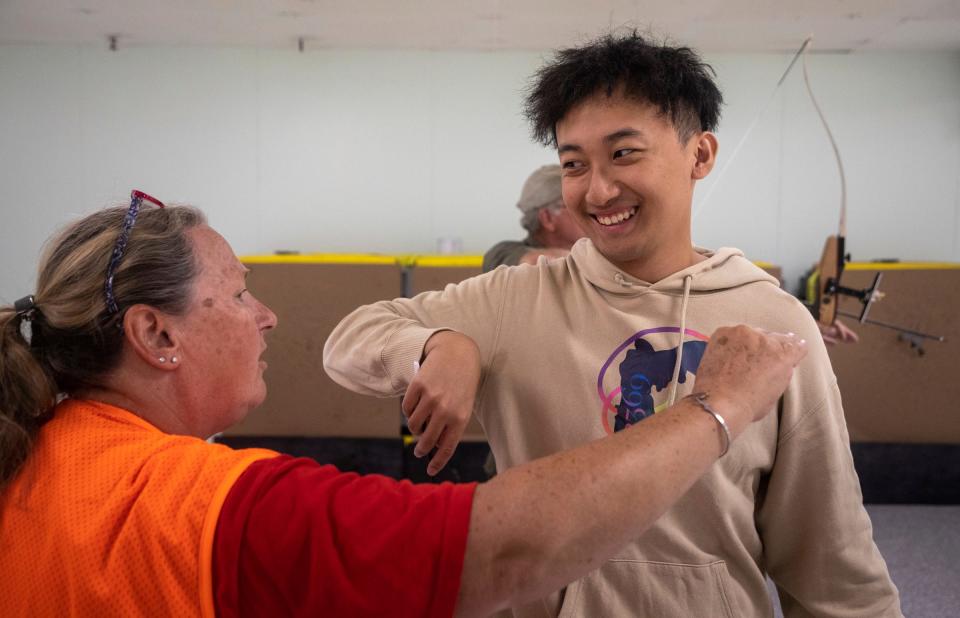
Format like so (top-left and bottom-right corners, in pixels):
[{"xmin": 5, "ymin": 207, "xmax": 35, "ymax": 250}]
[
  {"xmin": 456, "ymin": 326, "xmax": 806, "ymax": 617},
  {"xmin": 216, "ymin": 326, "xmax": 804, "ymax": 618}
]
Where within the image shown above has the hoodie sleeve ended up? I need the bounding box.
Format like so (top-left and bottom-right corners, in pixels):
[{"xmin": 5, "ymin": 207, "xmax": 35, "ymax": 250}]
[
  {"xmin": 757, "ymin": 327, "xmax": 902, "ymax": 617},
  {"xmin": 323, "ymin": 267, "xmax": 511, "ymax": 397}
]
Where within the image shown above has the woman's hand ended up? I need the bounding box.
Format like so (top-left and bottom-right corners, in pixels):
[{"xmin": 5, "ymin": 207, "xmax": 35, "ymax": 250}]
[{"xmin": 693, "ymin": 325, "xmax": 808, "ymax": 426}]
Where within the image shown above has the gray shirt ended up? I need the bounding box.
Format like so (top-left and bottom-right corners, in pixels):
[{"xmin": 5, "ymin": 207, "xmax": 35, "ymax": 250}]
[{"xmin": 482, "ymin": 238, "xmax": 540, "ymax": 273}]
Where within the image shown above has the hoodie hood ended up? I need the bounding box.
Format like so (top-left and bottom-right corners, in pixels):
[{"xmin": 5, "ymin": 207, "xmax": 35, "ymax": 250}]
[
  {"xmin": 570, "ymin": 237, "xmax": 778, "ymax": 296},
  {"xmin": 569, "ymin": 237, "xmax": 782, "ymax": 407}
]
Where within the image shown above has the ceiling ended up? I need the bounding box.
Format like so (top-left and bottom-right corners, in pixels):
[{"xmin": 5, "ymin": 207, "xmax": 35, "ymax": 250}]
[{"xmin": 2, "ymin": 0, "xmax": 959, "ymax": 53}]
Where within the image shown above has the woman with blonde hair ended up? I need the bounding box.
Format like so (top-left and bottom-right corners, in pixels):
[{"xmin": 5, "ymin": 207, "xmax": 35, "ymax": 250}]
[{"xmin": 0, "ymin": 190, "xmax": 805, "ymax": 617}]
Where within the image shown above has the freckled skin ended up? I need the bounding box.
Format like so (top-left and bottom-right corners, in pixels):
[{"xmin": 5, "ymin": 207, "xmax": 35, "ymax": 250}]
[{"xmin": 170, "ymin": 226, "xmax": 277, "ymax": 434}]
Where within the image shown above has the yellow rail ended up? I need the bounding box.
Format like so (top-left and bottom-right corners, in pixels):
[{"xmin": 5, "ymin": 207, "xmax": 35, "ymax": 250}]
[
  {"xmin": 846, "ymin": 262, "xmax": 960, "ymax": 271},
  {"xmin": 241, "ymin": 253, "xmax": 398, "ymax": 265},
  {"xmin": 241, "ymin": 253, "xmax": 486, "ymax": 268}
]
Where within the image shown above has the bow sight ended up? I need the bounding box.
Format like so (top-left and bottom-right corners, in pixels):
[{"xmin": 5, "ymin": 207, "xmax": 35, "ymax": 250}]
[{"xmin": 814, "ymin": 235, "xmax": 945, "ymax": 343}]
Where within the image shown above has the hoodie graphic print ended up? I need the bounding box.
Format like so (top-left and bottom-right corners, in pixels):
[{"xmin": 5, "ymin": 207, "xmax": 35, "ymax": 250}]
[{"xmin": 604, "ymin": 329, "xmax": 708, "ymax": 433}]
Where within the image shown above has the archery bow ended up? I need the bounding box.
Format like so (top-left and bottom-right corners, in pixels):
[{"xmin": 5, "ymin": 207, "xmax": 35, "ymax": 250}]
[
  {"xmin": 804, "ymin": 44, "xmax": 945, "ymax": 342},
  {"xmin": 694, "ymin": 36, "xmax": 945, "ymax": 343}
]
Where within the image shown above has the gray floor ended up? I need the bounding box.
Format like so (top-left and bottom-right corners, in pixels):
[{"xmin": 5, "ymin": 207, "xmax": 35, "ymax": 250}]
[{"xmin": 770, "ymin": 505, "xmax": 960, "ymax": 617}]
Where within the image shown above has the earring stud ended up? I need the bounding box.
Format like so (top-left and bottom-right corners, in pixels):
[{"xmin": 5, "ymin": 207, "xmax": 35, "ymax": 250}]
[
  {"xmin": 171, "ymin": 356, "xmax": 179, "ymax": 364},
  {"xmin": 158, "ymin": 357, "xmax": 166, "ymax": 363}
]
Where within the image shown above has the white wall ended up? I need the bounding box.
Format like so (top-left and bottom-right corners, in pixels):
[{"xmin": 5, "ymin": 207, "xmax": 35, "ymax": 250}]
[
  {"xmin": 1, "ymin": 44, "xmax": 958, "ymax": 303},
  {"xmin": 697, "ymin": 51, "xmax": 960, "ymax": 290}
]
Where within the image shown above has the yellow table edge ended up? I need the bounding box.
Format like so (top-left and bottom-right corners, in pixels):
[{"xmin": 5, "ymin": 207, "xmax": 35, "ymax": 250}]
[
  {"xmin": 241, "ymin": 254, "xmax": 398, "ymax": 265},
  {"xmin": 406, "ymin": 255, "xmax": 483, "ymax": 268},
  {"xmin": 845, "ymin": 262, "xmax": 960, "ymax": 271},
  {"xmin": 241, "ymin": 254, "xmax": 486, "ymax": 268},
  {"xmin": 243, "ymin": 253, "xmax": 956, "ymax": 271}
]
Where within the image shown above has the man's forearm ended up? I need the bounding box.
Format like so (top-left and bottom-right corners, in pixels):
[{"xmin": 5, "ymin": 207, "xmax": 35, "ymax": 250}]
[
  {"xmin": 323, "ymin": 273, "xmax": 508, "ymax": 397},
  {"xmin": 322, "ymin": 300, "xmax": 440, "ymax": 397}
]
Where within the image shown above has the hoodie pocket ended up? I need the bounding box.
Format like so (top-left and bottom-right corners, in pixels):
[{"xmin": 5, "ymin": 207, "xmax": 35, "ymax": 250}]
[{"xmin": 556, "ymin": 559, "xmax": 739, "ymax": 618}]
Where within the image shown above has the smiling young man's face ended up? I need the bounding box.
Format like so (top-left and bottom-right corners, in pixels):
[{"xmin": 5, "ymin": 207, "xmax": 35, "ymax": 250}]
[{"xmin": 555, "ymin": 91, "xmax": 717, "ymax": 282}]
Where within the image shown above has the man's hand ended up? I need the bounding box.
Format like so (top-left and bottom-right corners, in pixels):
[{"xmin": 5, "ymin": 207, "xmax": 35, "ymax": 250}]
[
  {"xmin": 693, "ymin": 326, "xmax": 808, "ymax": 427},
  {"xmin": 819, "ymin": 319, "xmax": 860, "ymax": 346},
  {"xmin": 402, "ymin": 331, "xmax": 481, "ymax": 476}
]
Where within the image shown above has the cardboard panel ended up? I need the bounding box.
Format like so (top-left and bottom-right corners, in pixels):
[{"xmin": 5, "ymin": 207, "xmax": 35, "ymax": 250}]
[
  {"xmin": 753, "ymin": 261, "xmax": 783, "ymax": 287},
  {"xmin": 225, "ymin": 262, "xmax": 403, "ymax": 438},
  {"xmin": 761, "ymin": 265, "xmax": 783, "ymax": 288},
  {"xmin": 409, "ymin": 266, "xmax": 483, "ymax": 297},
  {"xmin": 409, "ymin": 262, "xmax": 487, "ymax": 442},
  {"xmin": 828, "ymin": 266, "xmax": 960, "ymax": 443}
]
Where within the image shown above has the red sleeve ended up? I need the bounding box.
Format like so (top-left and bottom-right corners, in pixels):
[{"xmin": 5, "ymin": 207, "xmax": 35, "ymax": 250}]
[{"xmin": 212, "ymin": 455, "xmax": 476, "ymax": 618}]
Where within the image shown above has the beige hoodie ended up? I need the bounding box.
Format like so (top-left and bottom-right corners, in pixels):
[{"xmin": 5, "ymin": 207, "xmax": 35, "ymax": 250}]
[{"xmin": 324, "ymin": 239, "xmax": 901, "ymax": 617}]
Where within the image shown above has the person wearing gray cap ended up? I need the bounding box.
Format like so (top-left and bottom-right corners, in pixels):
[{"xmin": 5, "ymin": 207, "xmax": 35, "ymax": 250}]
[{"xmin": 482, "ymin": 164, "xmax": 585, "ymax": 273}]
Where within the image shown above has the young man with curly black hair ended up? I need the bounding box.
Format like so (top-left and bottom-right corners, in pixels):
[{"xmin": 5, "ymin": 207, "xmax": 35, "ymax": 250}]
[{"xmin": 325, "ymin": 32, "xmax": 901, "ymax": 617}]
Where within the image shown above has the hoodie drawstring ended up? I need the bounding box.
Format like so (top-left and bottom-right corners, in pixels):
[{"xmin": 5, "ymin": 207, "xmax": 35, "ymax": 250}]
[
  {"xmin": 666, "ymin": 274, "xmax": 693, "ymax": 406},
  {"xmin": 611, "ymin": 268, "xmax": 694, "ymax": 406}
]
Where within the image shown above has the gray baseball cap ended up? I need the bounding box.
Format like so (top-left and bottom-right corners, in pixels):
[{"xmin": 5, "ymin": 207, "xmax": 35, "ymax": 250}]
[{"xmin": 516, "ymin": 164, "xmax": 563, "ymax": 214}]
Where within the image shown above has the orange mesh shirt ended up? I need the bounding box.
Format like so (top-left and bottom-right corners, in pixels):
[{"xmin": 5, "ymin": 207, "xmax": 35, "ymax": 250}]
[{"xmin": 0, "ymin": 399, "xmax": 276, "ymax": 617}]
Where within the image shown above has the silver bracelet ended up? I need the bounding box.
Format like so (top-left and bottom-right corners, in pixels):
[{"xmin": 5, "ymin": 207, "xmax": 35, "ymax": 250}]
[{"xmin": 687, "ymin": 392, "xmax": 731, "ymax": 458}]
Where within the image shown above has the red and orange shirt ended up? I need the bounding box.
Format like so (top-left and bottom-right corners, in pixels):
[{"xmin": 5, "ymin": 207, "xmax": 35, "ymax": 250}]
[{"xmin": 0, "ymin": 399, "xmax": 474, "ymax": 617}]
